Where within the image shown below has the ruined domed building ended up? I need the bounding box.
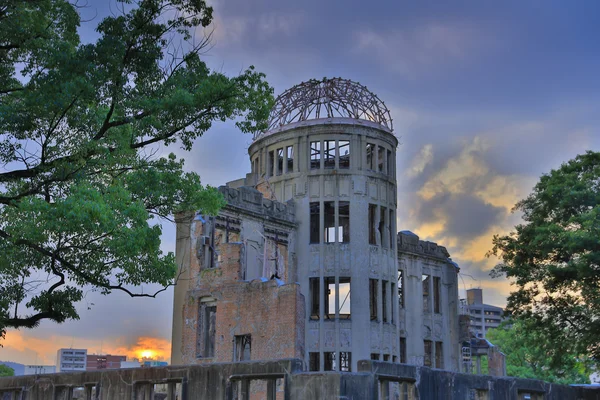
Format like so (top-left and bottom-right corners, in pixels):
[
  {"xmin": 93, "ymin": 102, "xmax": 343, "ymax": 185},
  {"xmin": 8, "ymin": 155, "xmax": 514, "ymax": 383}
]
[{"xmin": 171, "ymin": 78, "xmax": 461, "ymax": 373}]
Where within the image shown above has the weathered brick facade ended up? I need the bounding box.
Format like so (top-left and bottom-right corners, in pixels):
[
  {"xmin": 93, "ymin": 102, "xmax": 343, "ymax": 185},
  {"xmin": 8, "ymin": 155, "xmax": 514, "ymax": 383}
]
[{"xmin": 175, "ymin": 186, "xmax": 303, "ymax": 367}]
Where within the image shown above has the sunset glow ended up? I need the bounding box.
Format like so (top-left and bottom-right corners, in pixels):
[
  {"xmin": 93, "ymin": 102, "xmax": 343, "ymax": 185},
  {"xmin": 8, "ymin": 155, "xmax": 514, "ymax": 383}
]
[{"xmin": 140, "ymin": 350, "xmax": 155, "ymax": 359}]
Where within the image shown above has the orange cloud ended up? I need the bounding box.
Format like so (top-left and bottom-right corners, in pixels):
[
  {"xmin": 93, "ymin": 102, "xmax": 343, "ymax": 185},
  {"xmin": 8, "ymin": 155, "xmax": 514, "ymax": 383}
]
[{"xmin": 104, "ymin": 336, "xmax": 171, "ymax": 361}]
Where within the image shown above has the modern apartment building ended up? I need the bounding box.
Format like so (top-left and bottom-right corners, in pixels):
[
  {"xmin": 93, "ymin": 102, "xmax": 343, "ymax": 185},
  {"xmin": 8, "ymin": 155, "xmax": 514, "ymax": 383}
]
[
  {"xmin": 464, "ymin": 288, "xmax": 504, "ymax": 338},
  {"xmin": 56, "ymin": 348, "xmax": 87, "ymax": 372}
]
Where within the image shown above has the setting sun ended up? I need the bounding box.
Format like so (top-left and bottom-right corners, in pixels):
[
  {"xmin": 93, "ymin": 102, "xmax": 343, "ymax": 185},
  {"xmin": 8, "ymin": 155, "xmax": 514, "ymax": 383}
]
[{"xmin": 140, "ymin": 350, "xmax": 154, "ymax": 359}]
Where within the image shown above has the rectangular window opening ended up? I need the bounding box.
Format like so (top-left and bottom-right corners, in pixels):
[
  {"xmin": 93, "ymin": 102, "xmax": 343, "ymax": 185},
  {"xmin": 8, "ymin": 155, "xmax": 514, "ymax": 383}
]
[
  {"xmin": 204, "ymin": 305, "xmax": 216, "ymax": 358},
  {"xmin": 310, "ymin": 141, "xmax": 321, "ymax": 170},
  {"xmin": 324, "ymin": 201, "xmax": 335, "ymax": 243},
  {"xmin": 234, "ymin": 334, "xmax": 251, "ymax": 362},
  {"xmin": 197, "ymin": 300, "xmax": 216, "ymax": 358},
  {"xmin": 433, "ymin": 276, "xmax": 441, "ymax": 314},
  {"xmin": 387, "ymin": 149, "xmax": 393, "ymax": 176},
  {"xmin": 435, "ymin": 341, "xmax": 444, "ymax": 369},
  {"xmin": 400, "ymin": 337, "xmax": 407, "ymax": 364},
  {"xmin": 383, "ymin": 354, "xmax": 390, "ymax": 362},
  {"xmin": 369, "ymin": 279, "xmax": 378, "ymax": 321},
  {"xmin": 340, "ymin": 352, "xmax": 351, "ymax": 372},
  {"xmin": 389, "ymin": 210, "xmax": 395, "ymax": 250},
  {"xmin": 323, "ymin": 352, "xmax": 335, "ymax": 371},
  {"xmin": 398, "ymin": 270, "xmax": 404, "ymax": 309},
  {"xmin": 368, "ymin": 204, "xmax": 377, "ymax": 245},
  {"xmin": 366, "ymin": 143, "xmax": 375, "ymax": 170},
  {"xmin": 268, "ymin": 150, "xmax": 275, "ymax": 177},
  {"xmin": 338, "ymin": 278, "xmax": 351, "ymax": 319},
  {"xmin": 310, "ymin": 202, "xmax": 320, "ymax": 244},
  {"xmin": 286, "ymin": 145, "xmax": 294, "ymax": 172},
  {"xmin": 371, "ymin": 353, "xmax": 380, "ymax": 361},
  {"xmin": 310, "ymin": 277, "xmax": 320, "ymax": 320},
  {"xmin": 391, "ymin": 283, "xmax": 395, "ymax": 324},
  {"xmin": 382, "ymin": 280, "xmax": 388, "ymax": 323},
  {"xmin": 339, "ymin": 140, "xmax": 350, "ymax": 169},
  {"xmin": 324, "ymin": 140, "xmax": 336, "ymax": 169},
  {"xmin": 339, "ymin": 201, "xmax": 350, "ymax": 243},
  {"xmin": 379, "ymin": 206, "xmax": 386, "ymax": 248},
  {"xmin": 276, "ymin": 148, "xmax": 284, "ymax": 176},
  {"xmin": 309, "ymin": 352, "xmax": 320, "ymax": 371},
  {"xmin": 378, "ymin": 146, "xmax": 384, "ymax": 172},
  {"xmin": 422, "ymin": 274, "xmax": 431, "ymax": 313},
  {"xmin": 326, "ymin": 277, "xmax": 351, "ymax": 319},
  {"xmin": 424, "ymin": 340, "xmax": 432, "ymax": 367}
]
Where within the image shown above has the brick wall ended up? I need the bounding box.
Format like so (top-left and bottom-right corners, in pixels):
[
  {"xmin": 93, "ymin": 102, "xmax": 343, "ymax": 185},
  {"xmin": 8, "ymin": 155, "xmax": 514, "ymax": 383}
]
[{"xmin": 181, "ymin": 243, "xmax": 305, "ymax": 365}]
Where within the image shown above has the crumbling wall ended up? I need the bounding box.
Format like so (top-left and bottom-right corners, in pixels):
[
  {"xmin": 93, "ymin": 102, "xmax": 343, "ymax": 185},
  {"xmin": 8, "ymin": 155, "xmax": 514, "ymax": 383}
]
[
  {"xmin": 488, "ymin": 346, "xmax": 507, "ymax": 377},
  {"xmin": 397, "ymin": 231, "xmax": 461, "ymax": 372},
  {"xmin": 181, "ymin": 243, "xmax": 305, "ymax": 365},
  {"xmin": 174, "ymin": 185, "xmax": 299, "ymax": 366},
  {"xmin": 2, "ymin": 359, "xmax": 599, "ymax": 400}
]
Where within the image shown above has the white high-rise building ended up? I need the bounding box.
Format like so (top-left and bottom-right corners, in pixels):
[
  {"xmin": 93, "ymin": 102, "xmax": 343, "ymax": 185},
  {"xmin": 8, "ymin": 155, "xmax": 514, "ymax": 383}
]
[{"xmin": 56, "ymin": 348, "xmax": 87, "ymax": 372}]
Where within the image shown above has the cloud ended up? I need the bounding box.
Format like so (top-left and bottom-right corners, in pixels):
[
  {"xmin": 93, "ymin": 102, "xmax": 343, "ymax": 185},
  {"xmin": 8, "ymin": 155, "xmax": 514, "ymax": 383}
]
[
  {"xmin": 443, "ymin": 194, "xmax": 505, "ymax": 241},
  {"xmin": 208, "ymin": 11, "xmax": 305, "ymax": 48},
  {"xmin": 354, "ymin": 22, "xmax": 495, "ymax": 79},
  {"xmin": 407, "ymin": 144, "xmax": 433, "ymax": 178}
]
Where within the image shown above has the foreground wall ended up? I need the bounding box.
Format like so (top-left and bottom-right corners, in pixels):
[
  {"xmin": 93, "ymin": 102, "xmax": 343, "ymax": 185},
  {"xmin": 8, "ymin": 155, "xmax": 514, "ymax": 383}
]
[{"xmin": 2, "ymin": 359, "xmax": 599, "ymax": 400}]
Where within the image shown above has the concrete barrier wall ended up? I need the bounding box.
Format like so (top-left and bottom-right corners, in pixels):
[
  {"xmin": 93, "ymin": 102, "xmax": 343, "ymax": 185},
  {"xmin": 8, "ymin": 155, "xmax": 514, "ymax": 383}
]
[{"xmin": 1, "ymin": 359, "xmax": 598, "ymax": 400}]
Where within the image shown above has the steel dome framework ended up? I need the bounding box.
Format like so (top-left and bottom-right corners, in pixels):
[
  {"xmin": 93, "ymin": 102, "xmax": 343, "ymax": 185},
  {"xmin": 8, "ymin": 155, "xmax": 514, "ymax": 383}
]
[{"xmin": 262, "ymin": 78, "xmax": 393, "ymax": 137}]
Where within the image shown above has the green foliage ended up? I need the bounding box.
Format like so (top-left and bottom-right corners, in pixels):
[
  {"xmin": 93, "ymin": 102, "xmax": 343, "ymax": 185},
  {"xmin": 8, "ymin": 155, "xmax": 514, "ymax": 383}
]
[
  {"xmin": 490, "ymin": 151, "xmax": 600, "ymax": 362},
  {"xmin": 0, "ymin": 0, "xmax": 273, "ymax": 337},
  {"xmin": 0, "ymin": 364, "xmax": 14, "ymax": 377},
  {"xmin": 486, "ymin": 319, "xmax": 592, "ymax": 384}
]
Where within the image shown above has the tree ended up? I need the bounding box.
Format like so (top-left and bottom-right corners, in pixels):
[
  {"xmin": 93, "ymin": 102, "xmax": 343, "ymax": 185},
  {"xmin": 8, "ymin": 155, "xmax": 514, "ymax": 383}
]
[
  {"xmin": 490, "ymin": 151, "xmax": 600, "ymax": 361},
  {"xmin": 0, "ymin": 0, "xmax": 273, "ymax": 340},
  {"xmin": 0, "ymin": 364, "xmax": 14, "ymax": 377},
  {"xmin": 486, "ymin": 319, "xmax": 592, "ymax": 384}
]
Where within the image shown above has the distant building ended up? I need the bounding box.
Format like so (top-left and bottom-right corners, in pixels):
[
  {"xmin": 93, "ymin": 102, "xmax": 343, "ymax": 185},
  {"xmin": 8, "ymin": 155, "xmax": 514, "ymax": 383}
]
[
  {"xmin": 143, "ymin": 360, "xmax": 168, "ymax": 367},
  {"xmin": 23, "ymin": 365, "xmax": 56, "ymax": 375},
  {"xmin": 56, "ymin": 348, "xmax": 87, "ymax": 372},
  {"xmin": 120, "ymin": 360, "xmax": 142, "ymax": 369},
  {"xmin": 86, "ymin": 354, "xmax": 126, "ymax": 370},
  {"xmin": 463, "ymin": 288, "xmax": 504, "ymax": 338}
]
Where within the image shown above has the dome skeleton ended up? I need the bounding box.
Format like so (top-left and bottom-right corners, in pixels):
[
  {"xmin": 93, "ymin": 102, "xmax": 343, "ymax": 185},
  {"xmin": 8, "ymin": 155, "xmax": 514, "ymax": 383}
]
[{"xmin": 261, "ymin": 78, "xmax": 393, "ymax": 138}]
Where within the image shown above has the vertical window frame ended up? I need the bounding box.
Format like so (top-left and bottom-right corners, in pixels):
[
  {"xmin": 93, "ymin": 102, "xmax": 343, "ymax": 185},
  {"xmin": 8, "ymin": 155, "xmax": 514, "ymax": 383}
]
[
  {"xmin": 368, "ymin": 204, "xmax": 377, "ymax": 245},
  {"xmin": 310, "ymin": 277, "xmax": 320, "ymax": 320},
  {"xmin": 433, "ymin": 276, "xmax": 441, "ymax": 314},
  {"xmin": 323, "ymin": 201, "xmax": 336, "ymax": 243},
  {"xmin": 310, "ymin": 141, "xmax": 321, "ymax": 170},
  {"xmin": 366, "ymin": 143, "xmax": 375, "ymax": 170},
  {"xmin": 324, "ymin": 140, "xmax": 336, "ymax": 169},
  {"xmin": 286, "ymin": 145, "xmax": 294, "ymax": 173},
  {"xmin": 276, "ymin": 148, "xmax": 284, "ymax": 176},
  {"xmin": 369, "ymin": 279, "xmax": 378, "ymax": 321},
  {"xmin": 310, "ymin": 202, "xmax": 320, "ymax": 244},
  {"xmin": 339, "ymin": 140, "xmax": 350, "ymax": 169},
  {"xmin": 339, "ymin": 201, "xmax": 350, "ymax": 243}
]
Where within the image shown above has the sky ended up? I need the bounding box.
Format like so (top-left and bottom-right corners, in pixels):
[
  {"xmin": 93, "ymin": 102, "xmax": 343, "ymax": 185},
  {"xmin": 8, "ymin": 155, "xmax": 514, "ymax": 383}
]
[{"xmin": 2, "ymin": 0, "xmax": 600, "ymax": 366}]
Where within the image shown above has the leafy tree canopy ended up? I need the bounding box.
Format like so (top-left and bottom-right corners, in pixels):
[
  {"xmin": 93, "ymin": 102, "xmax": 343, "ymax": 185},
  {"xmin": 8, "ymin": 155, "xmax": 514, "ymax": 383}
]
[
  {"xmin": 490, "ymin": 151, "xmax": 600, "ymax": 360},
  {"xmin": 0, "ymin": 0, "xmax": 273, "ymax": 340},
  {"xmin": 0, "ymin": 364, "xmax": 15, "ymax": 377},
  {"xmin": 486, "ymin": 319, "xmax": 592, "ymax": 384}
]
